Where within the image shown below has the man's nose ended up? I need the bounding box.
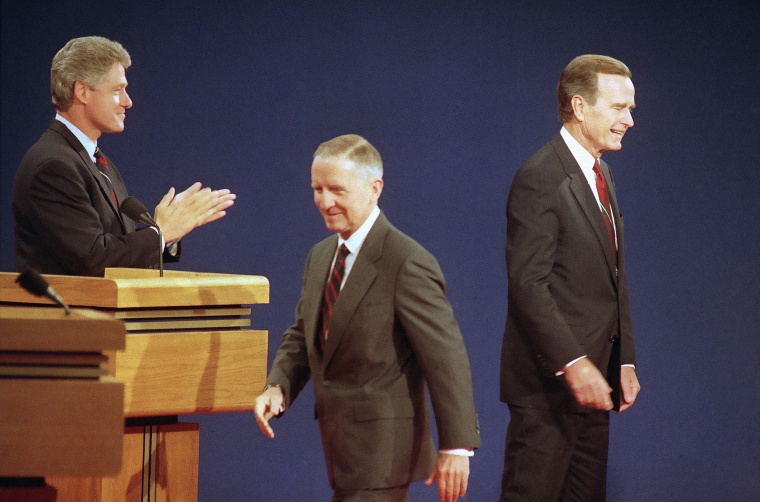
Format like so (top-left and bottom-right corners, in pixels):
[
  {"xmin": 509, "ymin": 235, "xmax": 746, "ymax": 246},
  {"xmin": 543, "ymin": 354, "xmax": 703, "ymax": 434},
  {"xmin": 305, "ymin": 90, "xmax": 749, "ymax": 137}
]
[
  {"xmin": 317, "ymin": 193, "xmax": 333, "ymax": 209},
  {"xmin": 622, "ymin": 109, "xmax": 633, "ymax": 127},
  {"xmin": 122, "ymin": 90, "xmax": 132, "ymax": 109}
]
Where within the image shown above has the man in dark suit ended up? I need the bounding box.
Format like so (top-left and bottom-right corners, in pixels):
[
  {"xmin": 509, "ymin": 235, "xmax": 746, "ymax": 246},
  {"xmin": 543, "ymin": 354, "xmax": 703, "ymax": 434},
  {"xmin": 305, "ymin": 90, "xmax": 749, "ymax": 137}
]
[
  {"xmin": 499, "ymin": 55, "xmax": 641, "ymax": 501},
  {"xmin": 254, "ymin": 134, "xmax": 480, "ymax": 502},
  {"xmin": 12, "ymin": 36, "xmax": 235, "ymax": 276}
]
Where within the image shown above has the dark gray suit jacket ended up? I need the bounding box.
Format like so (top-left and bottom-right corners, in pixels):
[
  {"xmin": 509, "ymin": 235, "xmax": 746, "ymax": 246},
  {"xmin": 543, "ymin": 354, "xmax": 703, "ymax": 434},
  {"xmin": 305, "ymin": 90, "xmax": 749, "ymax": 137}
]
[
  {"xmin": 267, "ymin": 211, "xmax": 480, "ymax": 491},
  {"xmin": 500, "ymin": 132, "xmax": 636, "ymax": 413},
  {"xmin": 13, "ymin": 119, "xmax": 177, "ymax": 276}
]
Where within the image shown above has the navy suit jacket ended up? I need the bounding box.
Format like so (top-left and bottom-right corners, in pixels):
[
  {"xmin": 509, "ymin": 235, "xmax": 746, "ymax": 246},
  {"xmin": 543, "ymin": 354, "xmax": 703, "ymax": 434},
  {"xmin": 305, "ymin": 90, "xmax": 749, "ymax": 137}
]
[
  {"xmin": 500, "ymin": 132, "xmax": 636, "ymax": 413},
  {"xmin": 13, "ymin": 119, "xmax": 178, "ymax": 276}
]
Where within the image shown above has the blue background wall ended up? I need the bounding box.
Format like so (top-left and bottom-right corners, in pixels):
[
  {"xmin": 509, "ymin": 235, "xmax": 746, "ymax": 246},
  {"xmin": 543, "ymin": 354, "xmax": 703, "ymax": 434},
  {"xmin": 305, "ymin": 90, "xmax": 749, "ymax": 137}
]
[{"xmin": 2, "ymin": 1, "xmax": 759, "ymax": 500}]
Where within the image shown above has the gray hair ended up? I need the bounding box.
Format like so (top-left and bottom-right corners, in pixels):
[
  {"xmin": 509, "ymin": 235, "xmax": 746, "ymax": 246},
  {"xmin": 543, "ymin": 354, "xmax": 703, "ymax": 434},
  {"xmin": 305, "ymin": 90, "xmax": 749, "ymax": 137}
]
[
  {"xmin": 313, "ymin": 134, "xmax": 383, "ymax": 180},
  {"xmin": 51, "ymin": 36, "xmax": 131, "ymax": 111}
]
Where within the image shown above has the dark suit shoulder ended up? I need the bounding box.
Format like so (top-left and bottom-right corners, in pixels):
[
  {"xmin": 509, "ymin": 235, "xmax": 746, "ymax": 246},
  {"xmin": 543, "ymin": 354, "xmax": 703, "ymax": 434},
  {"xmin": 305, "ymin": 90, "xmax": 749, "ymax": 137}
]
[
  {"xmin": 508, "ymin": 135, "xmax": 582, "ymax": 210},
  {"xmin": 372, "ymin": 214, "xmax": 437, "ymax": 265},
  {"xmin": 308, "ymin": 233, "xmax": 340, "ymax": 259},
  {"xmin": 14, "ymin": 128, "xmax": 87, "ymax": 198},
  {"xmin": 515, "ymin": 137, "xmax": 568, "ymax": 182}
]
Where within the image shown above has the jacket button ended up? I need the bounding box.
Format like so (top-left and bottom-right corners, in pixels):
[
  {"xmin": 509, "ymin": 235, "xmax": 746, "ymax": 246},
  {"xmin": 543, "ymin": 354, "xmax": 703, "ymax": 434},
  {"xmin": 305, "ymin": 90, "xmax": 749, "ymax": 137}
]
[{"xmin": 323, "ymin": 380, "xmax": 331, "ymax": 386}]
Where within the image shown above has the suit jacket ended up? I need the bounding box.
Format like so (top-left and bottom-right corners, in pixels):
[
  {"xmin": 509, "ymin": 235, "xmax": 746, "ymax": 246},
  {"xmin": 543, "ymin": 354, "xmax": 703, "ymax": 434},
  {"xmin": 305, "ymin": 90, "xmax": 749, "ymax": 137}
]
[
  {"xmin": 500, "ymin": 132, "xmax": 636, "ymax": 413},
  {"xmin": 12, "ymin": 119, "xmax": 178, "ymax": 276},
  {"xmin": 267, "ymin": 212, "xmax": 480, "ymax": 491}
]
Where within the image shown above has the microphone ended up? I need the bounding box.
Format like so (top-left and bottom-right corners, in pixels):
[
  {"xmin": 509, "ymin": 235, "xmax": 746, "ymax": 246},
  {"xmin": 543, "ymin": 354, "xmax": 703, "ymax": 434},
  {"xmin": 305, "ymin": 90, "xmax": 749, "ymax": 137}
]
[
  {"xmin": 121, "ymin": 196, "xmax": 157, "ymax": 227},
  {"xmin": 16, "ymin": 269, "xmax": 72, "ymax": 315},
  {"xmin": 121, "ymin": 196, "xmax": 164, "ymax": 277}
]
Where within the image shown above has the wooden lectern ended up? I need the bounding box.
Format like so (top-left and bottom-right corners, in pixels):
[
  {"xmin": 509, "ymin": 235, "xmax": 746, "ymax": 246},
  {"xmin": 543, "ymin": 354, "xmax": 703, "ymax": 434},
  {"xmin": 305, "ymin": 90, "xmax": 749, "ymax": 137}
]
[
  {"xmin": 0, "ymin": 268, "xmax": 269, "ymax": 502},
  {"xmin": 0, "ymin": 301, "xmax": 126, "ymax": 501}
]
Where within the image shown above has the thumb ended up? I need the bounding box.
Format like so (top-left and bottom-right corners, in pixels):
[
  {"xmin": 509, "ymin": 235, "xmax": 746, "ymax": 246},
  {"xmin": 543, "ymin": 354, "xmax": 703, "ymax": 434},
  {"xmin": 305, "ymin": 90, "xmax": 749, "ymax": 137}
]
[{"xmin": 424, "ymin": 469, "xmax": 437, "ymax": 486}]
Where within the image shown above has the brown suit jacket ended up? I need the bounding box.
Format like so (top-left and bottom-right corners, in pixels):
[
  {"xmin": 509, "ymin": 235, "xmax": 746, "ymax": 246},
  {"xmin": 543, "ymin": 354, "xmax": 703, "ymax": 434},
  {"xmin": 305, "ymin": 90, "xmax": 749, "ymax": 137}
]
[
  {"xmin": 268, "ymin": 211, "xmax": 480, "ymax": 490},
  {"xmin": 500, "ymin": 132, "xmax": 636, "ymax": 413}
]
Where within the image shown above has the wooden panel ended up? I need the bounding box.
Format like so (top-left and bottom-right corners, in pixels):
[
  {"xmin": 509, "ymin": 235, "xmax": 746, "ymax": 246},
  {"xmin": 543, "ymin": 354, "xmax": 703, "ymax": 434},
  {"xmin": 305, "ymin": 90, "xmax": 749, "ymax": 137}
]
[
  {"xmin": 100, "ymin": 426, "xmax": 151, "ymax": 502},
  {"xmin": 44, "ymin": 476, "xmax": 101, "ymax": 502},
  {"xmin": 0, "ymin": 307, "xmax": 125, "ymax": 352},
  {"xmin": 0, "ymin": 270, "xmax": 269, "ymax": 309},
  {"xmin": 0, "ymin": 485, "xmax": 58, "ymax": 502},
  {"xmin": 112, "ymin": 307, "xmax": 250, "ymax": 319},
  {"xmin": 116, "ymin": 330, "xmax": 267, "ymax": 416},
  {"xmin": 0, "ymin": 378, "xmax": 124, "ymax": 477},
  {"xmin": 48, "ymin": 423, "xmax": 199, "ymax": 502},
  {"xmin": 156, "ymin": 423, "xmax": 199, "ymax": 502},
  {"xmin": 124, "ymin": 318, "xmax": 250, "ymax": 331}
]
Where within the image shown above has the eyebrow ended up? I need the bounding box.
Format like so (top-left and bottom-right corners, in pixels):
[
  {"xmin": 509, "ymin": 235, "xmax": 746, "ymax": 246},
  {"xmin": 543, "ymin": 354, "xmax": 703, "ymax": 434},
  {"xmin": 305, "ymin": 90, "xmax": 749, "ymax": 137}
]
[{"xmin": 612, "ymin": 101, "xmax": 635, "ymax": 110}]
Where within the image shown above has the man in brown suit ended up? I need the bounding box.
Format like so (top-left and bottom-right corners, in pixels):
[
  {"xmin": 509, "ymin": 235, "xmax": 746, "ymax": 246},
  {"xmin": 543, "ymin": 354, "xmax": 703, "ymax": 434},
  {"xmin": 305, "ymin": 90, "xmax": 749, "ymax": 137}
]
[{"xmin": 254, "ymin": 134, "xmax": 480, "ymax": 502}]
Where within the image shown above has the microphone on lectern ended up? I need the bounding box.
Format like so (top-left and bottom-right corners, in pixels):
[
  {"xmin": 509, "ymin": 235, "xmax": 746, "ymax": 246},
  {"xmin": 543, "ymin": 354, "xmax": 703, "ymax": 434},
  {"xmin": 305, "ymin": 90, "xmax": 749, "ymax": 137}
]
[
  {"xmin": 121, "ymin": 196, "xmax": 157, "ymax": 226},
  {"xmin": 16, "ymin": 268, "xmax": 72, "ymax": 315},
  {"xmin": 121, "ymin": 196, "xmax": 164, "ymax": 277}
]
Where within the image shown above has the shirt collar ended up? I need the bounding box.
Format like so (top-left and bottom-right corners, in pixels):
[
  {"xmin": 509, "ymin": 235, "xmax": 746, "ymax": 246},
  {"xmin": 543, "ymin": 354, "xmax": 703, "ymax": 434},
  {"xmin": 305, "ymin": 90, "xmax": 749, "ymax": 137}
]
[
  {"xmin": 560, "ymin": 126, "xmax": 599, "ymax": 186},
  {"xmin": 338, "ymin": 205, "xmax": 380, "ymax": 255},
  {"xmin": 55, "ymin": 114, "xmax": 98, "ymax": 162}
]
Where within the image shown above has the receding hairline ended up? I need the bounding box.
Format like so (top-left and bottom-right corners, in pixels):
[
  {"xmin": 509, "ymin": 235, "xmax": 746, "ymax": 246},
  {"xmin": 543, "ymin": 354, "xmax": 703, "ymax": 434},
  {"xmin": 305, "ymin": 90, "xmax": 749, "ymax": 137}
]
[{"xmin": 312, "ymin": 134, "xmax": 383, "ymax": 179}]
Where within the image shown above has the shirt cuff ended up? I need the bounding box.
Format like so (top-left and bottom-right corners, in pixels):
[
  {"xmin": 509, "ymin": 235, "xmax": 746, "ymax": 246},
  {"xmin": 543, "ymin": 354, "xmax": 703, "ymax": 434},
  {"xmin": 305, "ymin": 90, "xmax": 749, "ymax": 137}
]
[
  {"xmin": 555, "ymin": 355, "xmax": 587, "ymax": 376},
  {"xmin": 440, "ymin": 448, "xmax": 474, "ymax": 457}
]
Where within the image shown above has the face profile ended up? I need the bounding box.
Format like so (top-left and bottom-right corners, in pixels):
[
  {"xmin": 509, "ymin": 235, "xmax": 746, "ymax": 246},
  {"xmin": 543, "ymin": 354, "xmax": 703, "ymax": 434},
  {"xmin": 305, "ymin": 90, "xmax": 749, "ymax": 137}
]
[
  {"xmin": 574, "ymin": 73, "xmax": 635, "ymax": 158},
  {"xmin": 77, "ymin": 62, "xmax": 132, "ymax": 139}
]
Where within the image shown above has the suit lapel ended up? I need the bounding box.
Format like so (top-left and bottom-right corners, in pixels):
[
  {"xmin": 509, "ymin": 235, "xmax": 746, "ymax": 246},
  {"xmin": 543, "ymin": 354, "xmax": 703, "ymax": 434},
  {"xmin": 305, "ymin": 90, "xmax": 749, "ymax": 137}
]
[
  {"xmin": 600, "ymin": 159, "xmax": 623, "ymax": 257},
  {"xmin": 321, "ymin": 212, "xmax": 387, "ymax": 367},
  {"xmin": 50, "ymin": 120, "xmax": 127, "ymax": 230},
  {"xmin": 551, "ymin": 134, "xmax": 618, "ymax": 281},
  {"xmin": 305, "ymin": 236, "xmax": 340, "ymax": 355}
]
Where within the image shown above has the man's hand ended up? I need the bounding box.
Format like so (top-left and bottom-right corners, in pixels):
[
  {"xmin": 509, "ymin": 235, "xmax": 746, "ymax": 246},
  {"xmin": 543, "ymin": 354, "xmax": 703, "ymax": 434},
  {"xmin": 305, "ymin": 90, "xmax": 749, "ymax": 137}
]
[
  {"xmin": 253, "ymin": 386, "xmax": 286, "ymax": 439},
  {"xmin": 153, "ymin": 182, "xmax": 236, "ymax": 243},
  {"xmin": 562, "ymin": 357, "xmax": 613, "ymax": 411},
  {"xmin": 617, "ymin": 366, "xmax": 640, "ymax": 413},
  {"xmin": 424, "ymin": 452, "xmax": 470, "ymax": 502}
]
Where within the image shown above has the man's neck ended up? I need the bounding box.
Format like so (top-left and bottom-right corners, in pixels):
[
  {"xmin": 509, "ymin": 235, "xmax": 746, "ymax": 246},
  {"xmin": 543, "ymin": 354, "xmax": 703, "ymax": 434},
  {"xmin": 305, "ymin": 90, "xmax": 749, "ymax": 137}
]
[
  {"xmin": 57, "ymin": 107, "xmax": 101, "ymax": 142},
  {"xmin": 562, "ymin": 121, "xmax": 601, "ymax": 158}
]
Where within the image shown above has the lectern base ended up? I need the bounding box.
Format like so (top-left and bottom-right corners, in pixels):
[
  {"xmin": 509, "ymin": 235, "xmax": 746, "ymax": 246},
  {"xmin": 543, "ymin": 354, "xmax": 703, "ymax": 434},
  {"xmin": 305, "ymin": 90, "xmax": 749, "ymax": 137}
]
[{"xmin": 47, "ymin": 422, "xmax": 199, "ymax": 502}]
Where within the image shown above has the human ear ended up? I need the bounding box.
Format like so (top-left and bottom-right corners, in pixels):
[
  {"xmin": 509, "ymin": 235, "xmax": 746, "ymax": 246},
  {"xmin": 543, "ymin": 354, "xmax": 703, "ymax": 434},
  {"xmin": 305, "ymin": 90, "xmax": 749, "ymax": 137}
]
[
  {"xmin": 73, "ymin": 80, "xmax": 90, "ymax": 105},
  {"xmin": 571, "ymin": 95, "xmax": 585, "ymax": 122}
]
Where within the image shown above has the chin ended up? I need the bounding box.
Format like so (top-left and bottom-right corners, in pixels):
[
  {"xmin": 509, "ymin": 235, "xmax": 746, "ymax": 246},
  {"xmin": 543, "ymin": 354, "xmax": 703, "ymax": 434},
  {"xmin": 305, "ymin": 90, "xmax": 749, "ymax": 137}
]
[{"xmin": 324, "ymin": 222, "xmax": 344, "ymax": 234}]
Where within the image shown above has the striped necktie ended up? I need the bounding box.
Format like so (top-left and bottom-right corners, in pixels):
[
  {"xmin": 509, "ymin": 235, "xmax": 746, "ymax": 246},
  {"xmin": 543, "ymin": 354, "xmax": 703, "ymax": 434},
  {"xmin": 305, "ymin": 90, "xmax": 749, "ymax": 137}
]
[
  {"xmin": 593, "ymin": 159, "xmax": 617, "ymax": 262},
  {"xmin": 94, "ymin": 147, "xmax": 119, "ymax": 211},
  {"xmin": 318, "ymin": 244, "xmax": 350, "ymax": 353}
]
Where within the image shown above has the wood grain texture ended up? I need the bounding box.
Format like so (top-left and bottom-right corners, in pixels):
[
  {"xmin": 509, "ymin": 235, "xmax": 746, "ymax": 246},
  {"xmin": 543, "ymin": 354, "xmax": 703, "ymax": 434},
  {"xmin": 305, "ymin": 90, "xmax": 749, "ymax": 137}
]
[
  {"xmin": 0, "ymin": 377, "xmax": 124, "ymax": 477},
  {"xmin": 117, "ymin": 330, "xmax": 267, "ymax": 416}
]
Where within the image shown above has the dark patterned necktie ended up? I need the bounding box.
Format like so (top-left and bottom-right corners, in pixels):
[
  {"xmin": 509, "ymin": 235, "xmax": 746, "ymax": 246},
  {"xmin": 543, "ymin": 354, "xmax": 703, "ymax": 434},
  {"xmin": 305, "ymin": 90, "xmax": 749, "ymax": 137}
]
[
  {"xmin": 593, "ymin": 159, "xmax": 617, "ymax": 262},
  {"xmin": 319, "ymin": 244, "xmax": 350, "ymax": 352},
  {"xmin": 94, "ymin": 147, "xmax": 119, "ymax": 211}
]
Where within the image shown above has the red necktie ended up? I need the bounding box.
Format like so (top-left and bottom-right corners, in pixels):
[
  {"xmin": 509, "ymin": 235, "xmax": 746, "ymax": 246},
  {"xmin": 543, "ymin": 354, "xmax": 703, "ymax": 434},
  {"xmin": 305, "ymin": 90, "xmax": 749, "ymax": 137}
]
[
  {"xmin": 593, "ymin": 159, "xmax": 617, "ymax": 262},
  {"xmin": 319, "ymin": 244, "xmax": 350, "ymax": 352},
  {"xmin": 94, "ymin": 148, "xmax": 119, "ymax": 211}
]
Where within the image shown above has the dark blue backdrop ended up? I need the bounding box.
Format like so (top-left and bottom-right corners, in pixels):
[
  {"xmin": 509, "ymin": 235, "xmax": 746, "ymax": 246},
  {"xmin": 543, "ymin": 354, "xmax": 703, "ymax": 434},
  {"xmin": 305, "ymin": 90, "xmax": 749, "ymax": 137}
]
[{"xmin": 2, "ymin": 1, "xmax": 759, "ymax": 500}]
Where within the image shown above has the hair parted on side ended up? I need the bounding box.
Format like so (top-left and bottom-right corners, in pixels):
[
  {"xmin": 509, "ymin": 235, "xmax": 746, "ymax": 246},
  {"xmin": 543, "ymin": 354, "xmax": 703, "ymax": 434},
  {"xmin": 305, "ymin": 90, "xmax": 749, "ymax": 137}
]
[
  {"xmin": 51, "ymin": 36, "xmax": 131, "ymax": 111},
  {"xmin": 313, "ymin": 134, "xmax": 383, "ymax": 180},
  {"xmin": 557, "ymin": 54, "xmax": 631, "ymax": 123}
]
